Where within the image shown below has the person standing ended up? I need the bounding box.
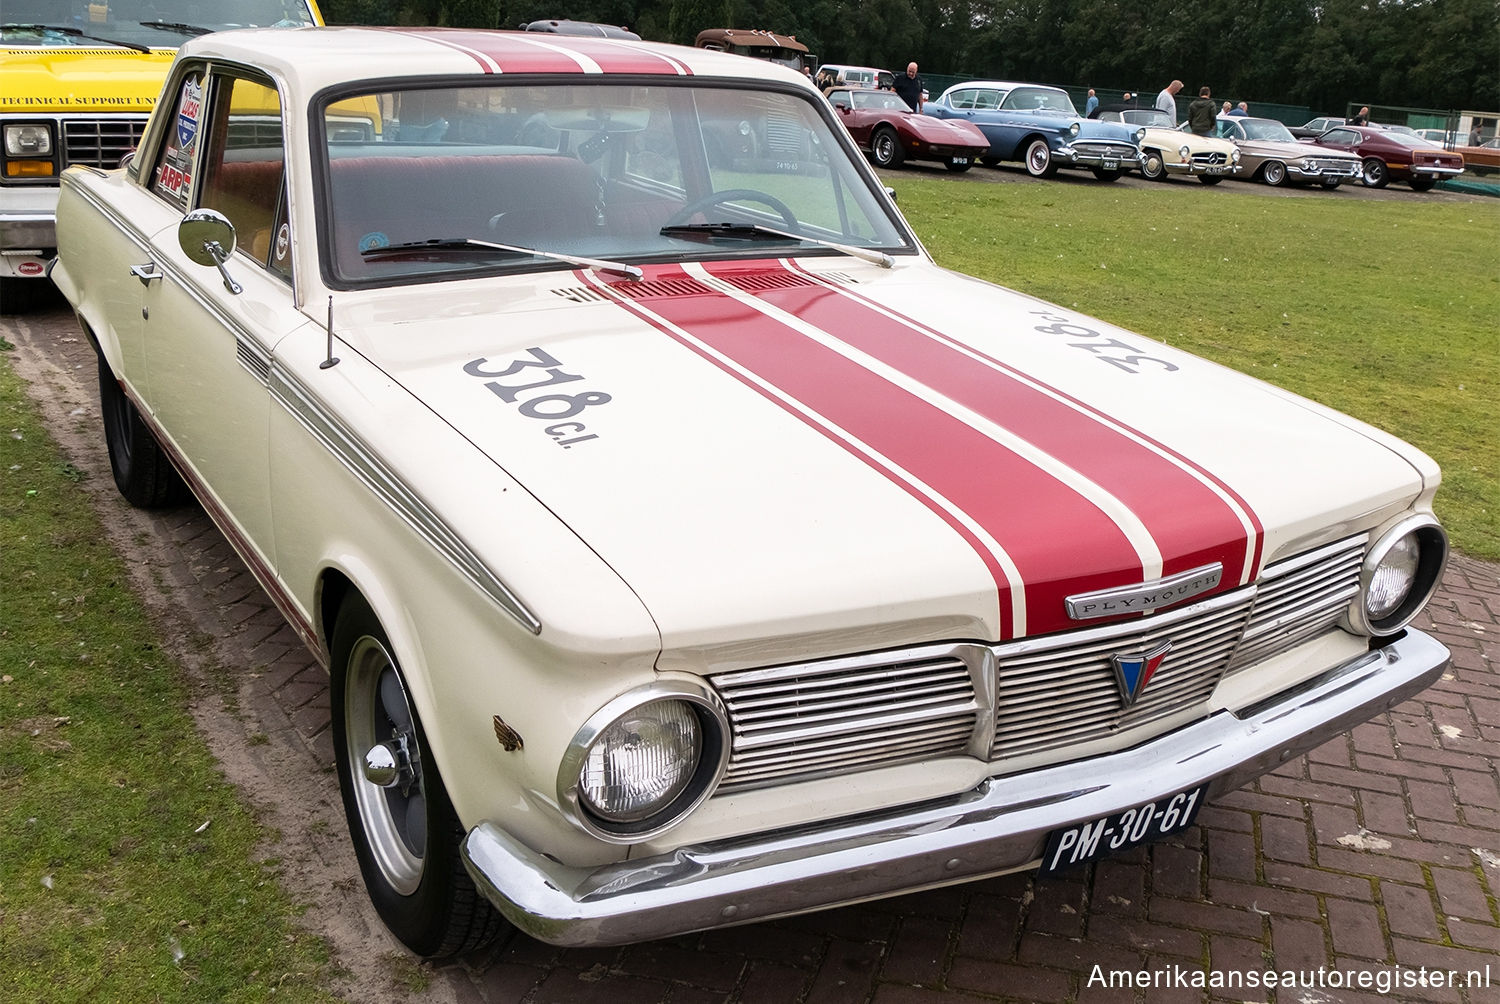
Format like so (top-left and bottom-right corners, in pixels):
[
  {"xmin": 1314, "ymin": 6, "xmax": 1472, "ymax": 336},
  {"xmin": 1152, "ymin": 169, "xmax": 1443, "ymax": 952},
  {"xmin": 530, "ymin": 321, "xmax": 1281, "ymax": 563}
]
[
  {"xmin": 1187, "ymin": 86, "xmax": 1216, "ymax": 135},
  {"xmin": 1156, "ymin": 80, "xmax": 1183, "ymax": 121},
  {"xmin": 893, "ymin": 62, "xmax": 923, "ymax": 112},
  {"xmin": 1350, "ymin": 106, "xmax": 1370, "ymax": 125},
  {"xmin": 1230, "ymin": 101, "xmax": 1249, "ymax": 116},
  {"xmin": 1084, "ymin": 88, "xmax": 1099, "ymax": 117}
]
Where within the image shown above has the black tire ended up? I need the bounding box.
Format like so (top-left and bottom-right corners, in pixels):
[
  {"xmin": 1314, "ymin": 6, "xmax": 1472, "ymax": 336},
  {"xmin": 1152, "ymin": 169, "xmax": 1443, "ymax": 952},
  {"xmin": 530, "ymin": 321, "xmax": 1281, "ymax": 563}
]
[
  {"xmin": 1023, "ymin": 138, "xmax": 1057, "ymax": 178},
  {"xmin": 1362, "ymin": 157, "xmax": 1389, "ymax": 188},
  {"xmin": 980, "ymin": 156, "xmax": 1001, "ymax": 167},
  {"xmin": 1261, "ymin": 161, "xmax": 1288, "ymax": 186},
  {"xmin": 945, "ymin": 158, "xmax": 972, "ymax": 173},
  {"xmin": 0, "ymin": 277, "xmax": 56, "ymax": 316},
  {"xmin": 1321, "ymin": 177, "xmax": 1342, "ymax": 189},
  {"xmin": 1091, "ymin": 167, "xmax": 1123, "ymax": 182},
  {"xmin": 1408, "ymin": 176, "xmax": 1437, "ymax": 192},
  {"xmin": 1198, "ymin": 174, "xmax": 1223, "ymax": 185},
  {"xmin": 97, "ymin": 354, "xmax": 190, "ymax": 508},
  {"xmin": 870, "ymin": 127, "xmax": 904, "ymax": 168},
  {"xmin": 1140, "ymin": 149, "xmax": 1167, "ymax": 181},
  {"xmin": 331, "ymin": 592, "xmax": 507, "ymax": 958}
]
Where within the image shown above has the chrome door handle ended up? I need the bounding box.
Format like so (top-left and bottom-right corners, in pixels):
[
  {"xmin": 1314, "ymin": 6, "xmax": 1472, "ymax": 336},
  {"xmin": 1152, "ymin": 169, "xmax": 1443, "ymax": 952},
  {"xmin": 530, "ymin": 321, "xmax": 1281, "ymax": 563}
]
[{"xmin": 129, "ymin": 262, "xmax": 162, "ymax": 286}]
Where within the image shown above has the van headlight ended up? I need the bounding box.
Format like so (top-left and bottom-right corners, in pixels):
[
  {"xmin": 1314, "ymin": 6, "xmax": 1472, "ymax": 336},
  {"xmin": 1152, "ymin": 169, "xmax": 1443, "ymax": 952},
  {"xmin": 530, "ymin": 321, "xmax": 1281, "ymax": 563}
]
[
  {"xmin": 559, "ymin": 683, "xmax": 728, "ymax": 841},
  {"xmin": 1348, "ymin": 515, "xmax": 1448, "ymax": 636}
]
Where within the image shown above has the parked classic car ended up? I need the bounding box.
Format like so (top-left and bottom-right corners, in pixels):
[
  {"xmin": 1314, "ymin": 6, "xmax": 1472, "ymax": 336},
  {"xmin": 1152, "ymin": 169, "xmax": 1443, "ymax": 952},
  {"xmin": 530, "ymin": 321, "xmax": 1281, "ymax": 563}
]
[
  {"xmin": 924, "ymin": 81, "xmax": 1144, "ymax": 180},
  {"xmin": 54, "ymin": 28, "xmax": 1451, "ymax": 958},
  {"xmin": 1213, "ymin": 115, "xmax": 1363, "ymax": 188},
  {"xmin": 1096, "ymin": 106, "xmax": 1240, "ymax": 184},
  {"xmin": 1288, "ymin": 115, "xmax": 1346, "ymax": 139},
  {"xmin": 1303, "ymin": 124, "xmax": 1465, "ymax": 190},
  {"xmin": 817, "ymin": 63, "xmax": 894, "ymax": 91},
  {"xmin": 1455, "ymin": 136, "xmax": 1500, "ymax": 174},
  {"xmin": 827, "ymin": 87, "xmax": 989, "ymax": 170}
]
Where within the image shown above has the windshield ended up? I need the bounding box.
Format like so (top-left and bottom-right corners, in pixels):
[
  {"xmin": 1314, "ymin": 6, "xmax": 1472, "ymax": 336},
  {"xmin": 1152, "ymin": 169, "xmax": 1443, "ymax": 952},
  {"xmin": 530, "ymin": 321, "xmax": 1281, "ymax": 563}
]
[
  {"xmin": 320, "ymin": 81, "xmax": 912, "ymax": 286},
  {"xmin": 851, "ymin": 90, "xmax": 910, "ymax": 112},
  {"xmin": 1121, "ymin": 109, "xmax": 1174, "ymax": 129},
  {"xmin": 1000, "ymin": 86, "xmax": 1079, "ymax": 115},
  {"xmin": 0, "ymin": 0, "xmax": 316, "ymax": 45},
  {"xmin": 1238, "ymin": 118, "xmax": 1296, "ymax": 142}
]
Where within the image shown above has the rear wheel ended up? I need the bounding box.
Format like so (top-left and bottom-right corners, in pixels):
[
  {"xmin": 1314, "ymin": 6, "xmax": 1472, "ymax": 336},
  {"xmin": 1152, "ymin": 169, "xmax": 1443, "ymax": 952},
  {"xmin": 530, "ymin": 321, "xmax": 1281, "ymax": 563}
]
[
  {"xmin": 1261, "ymin": 161, "xmax": 1288, "ymax": 186},
  {"xmin": 331, "ymin": 592, "xmax": 507, "ymax": 958},
  {"xmin": 97, "ymin": 354, "xmax": 189, "ymax": 508},
  {"xmin": 1362, "ymin": 158, "xmax": 1389, "ymax": 188},
  {"xmin": 1140, "ymin": 149, "xmax": 1167, "ymax": 181},
  {"xmin": 870, "ymin": 127, "xmax": 904, "ymax": 168},
  {"xmin": 1408, "ymin": 176, "xmax": 1437, "ymax": 192},
  {"xmin": 1024, "ymin": 138, "xmax": 1057, "ymax": 178}
]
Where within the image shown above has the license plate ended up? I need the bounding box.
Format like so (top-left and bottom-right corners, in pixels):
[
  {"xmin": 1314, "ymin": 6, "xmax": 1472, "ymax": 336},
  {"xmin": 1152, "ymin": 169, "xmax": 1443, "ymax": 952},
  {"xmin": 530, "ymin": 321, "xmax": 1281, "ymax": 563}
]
[
  {"xmin": 1102, "ymin": 159, "xmax": 1118, "ymax": 170},
  {"xmin": 1040, "ymin": 786, "xmax": 1205, "ymax": 874},
  {"xmin": 952, "ymin": 157, "xmax": 969, "ymax": 165}
]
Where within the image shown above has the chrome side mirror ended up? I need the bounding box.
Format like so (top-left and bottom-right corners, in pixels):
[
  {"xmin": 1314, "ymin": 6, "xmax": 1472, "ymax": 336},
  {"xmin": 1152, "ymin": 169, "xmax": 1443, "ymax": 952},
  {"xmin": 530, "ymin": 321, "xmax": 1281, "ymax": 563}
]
[{"xmin": 178, "ymin": 208, "xmax": 242, "ymax": 294}]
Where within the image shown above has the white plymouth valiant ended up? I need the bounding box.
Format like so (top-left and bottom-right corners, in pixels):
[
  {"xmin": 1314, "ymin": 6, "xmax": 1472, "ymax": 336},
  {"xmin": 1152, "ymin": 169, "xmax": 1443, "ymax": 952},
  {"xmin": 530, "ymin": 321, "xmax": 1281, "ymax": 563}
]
[{"xmin": 52, "ymin": 28, "xmax": 1450, "ymax": 957}]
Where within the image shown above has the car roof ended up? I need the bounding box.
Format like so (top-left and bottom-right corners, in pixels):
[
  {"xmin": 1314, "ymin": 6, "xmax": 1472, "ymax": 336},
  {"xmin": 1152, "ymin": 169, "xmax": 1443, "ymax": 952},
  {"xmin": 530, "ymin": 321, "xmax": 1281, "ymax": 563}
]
[
  {"xmin": 178, "ymin": 26, "xmax": 808, "ymax": 88},
  {"xmin": 942, "ymin": 80, "xmax": 1055, "ymax": 92}
]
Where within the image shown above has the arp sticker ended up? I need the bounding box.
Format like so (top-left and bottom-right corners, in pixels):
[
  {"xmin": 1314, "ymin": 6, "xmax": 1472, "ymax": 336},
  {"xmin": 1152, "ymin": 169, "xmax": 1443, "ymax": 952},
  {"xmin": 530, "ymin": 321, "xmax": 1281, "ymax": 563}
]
[{"xmin": 176, "ymin": 76, "xmax": 203, "ymax": 152}]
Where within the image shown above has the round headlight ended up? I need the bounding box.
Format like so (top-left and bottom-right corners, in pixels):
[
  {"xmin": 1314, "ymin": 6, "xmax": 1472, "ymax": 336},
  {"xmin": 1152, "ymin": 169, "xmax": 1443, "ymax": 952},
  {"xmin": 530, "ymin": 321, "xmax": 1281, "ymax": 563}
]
[
  {"xmin": 1179, "ymin": 145, "xmax": 1191, "ymax": 159},
  {"xmin": 1068, "ymin": 122, "xmax": 1080, "ymax": 137},
  {"xmin": 1230, "ymin": 148, "xmax": 1241, "ymax": 162},
  {"xmin": 559, "ymin": 684, "xmax": 728, "ymax": 841},
  {"xmin": 1349, "ymin": 515, "xmax": 1449, "ymax": 636},
  {"xmin": 579, "ymin": 699, "xmax": 699, "ymax": 822},
  {"xmin": 1300, "ymin": 158, "xmax": 1315, "ymax": 170},
  {"xmin": 1135, "ymin": 128, "xmax": 1146, "ymax": 143}
]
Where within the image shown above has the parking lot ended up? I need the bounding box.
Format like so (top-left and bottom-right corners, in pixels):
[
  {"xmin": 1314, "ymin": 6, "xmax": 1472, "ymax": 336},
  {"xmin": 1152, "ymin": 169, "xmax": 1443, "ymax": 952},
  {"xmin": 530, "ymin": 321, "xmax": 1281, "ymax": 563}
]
[{"xmin": 6, "ymin": 269, "xmax": 1497, "ymax": 1003}]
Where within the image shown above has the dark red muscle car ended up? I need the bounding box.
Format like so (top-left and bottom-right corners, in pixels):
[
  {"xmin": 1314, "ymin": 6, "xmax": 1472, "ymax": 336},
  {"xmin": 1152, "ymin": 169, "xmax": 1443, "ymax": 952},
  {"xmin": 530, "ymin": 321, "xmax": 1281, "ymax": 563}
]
[
  {"xmin": 1304, "ymin": 125, "xmax": 1465, "ymax": 191},
  {"xmin": 827, "ymin": 87, "xmax": 990, "ymax": 172}
]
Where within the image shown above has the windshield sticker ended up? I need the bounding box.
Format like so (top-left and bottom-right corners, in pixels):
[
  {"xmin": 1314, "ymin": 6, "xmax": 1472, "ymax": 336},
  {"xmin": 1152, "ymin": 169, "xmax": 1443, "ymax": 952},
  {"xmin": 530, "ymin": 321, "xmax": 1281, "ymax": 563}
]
[{"xmin": 176, "ymin": 77, "xmax": 203, "ymax": 153}]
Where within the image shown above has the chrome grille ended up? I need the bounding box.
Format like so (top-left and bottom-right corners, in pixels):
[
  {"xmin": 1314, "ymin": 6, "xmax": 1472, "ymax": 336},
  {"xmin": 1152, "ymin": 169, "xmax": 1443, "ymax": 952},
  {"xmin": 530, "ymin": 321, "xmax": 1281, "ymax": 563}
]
[
  {"xmin": 1227, "ymin": 536, "xmax": 1364, "ymax": 671},
  {"xmin": 1076, "ymin": 141, "xmax": 1138, "ymax": 159},
  {"xmin": 708, "ymin": 537, "xmax": 1369, "ymax": 791},
  {"xmin": 1309, "ymin": 158, "xmax": 1360, "ymax": 175},
  {"xmin": 711, "ymin": 646, "xmax": 981, "ymax": 791},
  {"xmin": 989, "ymin": 591, "xmax": 1253, "ymax": 760},
  {"xmin": 62, "ymin": 117, "xmax": 148, "ymax": 170},
  {"xmin": 1191, "ymin": 152, "xmax": 1230, "ymax": 167}
]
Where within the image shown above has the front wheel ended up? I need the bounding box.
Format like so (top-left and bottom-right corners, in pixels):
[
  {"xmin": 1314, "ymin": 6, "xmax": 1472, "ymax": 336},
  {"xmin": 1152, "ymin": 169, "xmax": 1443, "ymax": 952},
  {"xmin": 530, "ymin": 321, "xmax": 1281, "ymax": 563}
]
[
  {"xmin": 1362, "ymin": 157, "xmax": 1389, "ymax": 188},
  {"xmin": 97, "ymin": 354, "xmax": 189, "ymax": 508},
  {"xmin": 331, "ymin": 592, "xmax": 507, "ymax": 958},
  {"xmin": 870, "ymin": 127, "xmax": 904, "ymax": 168},
  {"xmin": 1261, "ymin": 161, "xmax": 1288, "ymax": 186},
  {"xmin": 1140, "ymin": 149, "xmax": 1167, "ymax": 181},
  {"xmin": 1408, "ymin": 176, "xmax": 1437, "ymax": 192},
  {"xmin": 1023, "ymin": 138, "xmax": 1057, "ymax": 178}
]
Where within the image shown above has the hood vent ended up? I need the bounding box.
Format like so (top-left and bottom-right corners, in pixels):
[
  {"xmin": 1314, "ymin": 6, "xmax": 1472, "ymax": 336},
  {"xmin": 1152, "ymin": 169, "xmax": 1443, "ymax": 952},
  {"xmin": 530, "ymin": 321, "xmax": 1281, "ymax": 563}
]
[{"xmin": 550, "ymin": 269, "xmax": 858, "ymax": 304}]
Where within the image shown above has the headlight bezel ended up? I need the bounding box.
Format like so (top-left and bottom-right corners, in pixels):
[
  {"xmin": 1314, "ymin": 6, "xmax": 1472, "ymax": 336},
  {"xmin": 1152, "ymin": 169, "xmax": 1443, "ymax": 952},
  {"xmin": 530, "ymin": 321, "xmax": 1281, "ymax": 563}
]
[
  {"xmin": 557, "ymin": 681, "xmax": 729, "ymax": 843},
  {"xmin": 1347, "ymin": 514, "xmax": 1449, "ymax": 637},
  {"xmin": 2, "ymin": 121, "xmax": 60, "ymax": 182}
]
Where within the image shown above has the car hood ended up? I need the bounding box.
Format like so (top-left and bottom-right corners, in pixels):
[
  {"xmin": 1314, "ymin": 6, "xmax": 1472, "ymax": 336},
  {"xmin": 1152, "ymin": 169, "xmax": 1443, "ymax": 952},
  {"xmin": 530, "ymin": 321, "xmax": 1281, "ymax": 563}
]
[
  {"xmin": 0, "ymin": 46, "xmax": 174, "ymax": 114},
  {"xmin": 904, "ymin": 114, "xmax": 989, "ymax": 144},
  {"xmin": 345, "ymin": 258, "xmax": 1431, "ymax": 655},
  {"xmin": 1239, "ymin": 138, "xmax": 1361, "ymax": 160},
  {"xmin": 1141, "ymin": 128, "xmax": 1236, "ymax": 153}
]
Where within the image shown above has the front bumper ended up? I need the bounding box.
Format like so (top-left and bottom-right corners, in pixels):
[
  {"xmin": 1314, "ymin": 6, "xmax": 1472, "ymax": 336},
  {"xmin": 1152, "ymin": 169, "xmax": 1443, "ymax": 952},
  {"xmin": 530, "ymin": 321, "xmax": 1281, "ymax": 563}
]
[
  {"xmin": 1288, "ymin": 162, "xmax": 1362, "ymax": 180},
  {"xmin": 1058, "ymin": 144, "xmax": 1143, "ymax": 170},
  {"xmin": 462, "ymin": 628, "xmax": 1447, "ymax": 947},
  {"xmin": 1166, "ymin": 159, "xmax": 1242, "ymax": 176}
]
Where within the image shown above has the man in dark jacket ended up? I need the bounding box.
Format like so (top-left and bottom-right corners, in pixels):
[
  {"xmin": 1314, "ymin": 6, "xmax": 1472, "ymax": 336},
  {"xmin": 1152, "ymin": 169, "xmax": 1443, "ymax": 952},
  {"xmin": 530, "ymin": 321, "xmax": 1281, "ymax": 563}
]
[
  {"xmin": 1187, "ymin": 86, "xmax": 1217, "ymax": 135},
  {"xmin": 894, "ymin": 62, "xmax": 923, "ymax": 112}
]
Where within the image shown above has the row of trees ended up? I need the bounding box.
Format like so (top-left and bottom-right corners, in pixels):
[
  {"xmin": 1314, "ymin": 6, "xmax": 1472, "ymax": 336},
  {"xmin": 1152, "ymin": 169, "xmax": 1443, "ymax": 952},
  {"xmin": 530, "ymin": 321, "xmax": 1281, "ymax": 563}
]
[{"xmin": 319, "ymin": 0, "xmax": 1499, "ymax": 114}]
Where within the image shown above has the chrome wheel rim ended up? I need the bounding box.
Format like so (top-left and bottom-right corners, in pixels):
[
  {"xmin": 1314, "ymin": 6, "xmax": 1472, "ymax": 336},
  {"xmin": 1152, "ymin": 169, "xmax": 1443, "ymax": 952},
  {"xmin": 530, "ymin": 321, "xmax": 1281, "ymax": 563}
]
[
  {"xmin": 345, "ymin": 636, "xmax": 426, "ymax": 895},
  {"xmin": 1027, "ymin": 142, "xmax": 1049, "ymax": 173},
  {"xmin": 874, "ymin": 133, "xmax": 894, "ymax": 164},
  {"xmin": 1264, "ymin": 162, "xmax": 1285, "ymax": 185}
]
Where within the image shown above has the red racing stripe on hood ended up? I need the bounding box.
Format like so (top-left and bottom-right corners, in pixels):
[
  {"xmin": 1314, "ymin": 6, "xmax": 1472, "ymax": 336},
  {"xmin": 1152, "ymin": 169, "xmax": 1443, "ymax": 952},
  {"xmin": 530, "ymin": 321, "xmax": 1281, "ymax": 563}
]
[
  {"xmin": 708, "ymin": 259, "xmax": 1265, "ymax": 591},
  {"xmin": 585, "ymin": 265, "xmax": 1155, "ymax": 639}
]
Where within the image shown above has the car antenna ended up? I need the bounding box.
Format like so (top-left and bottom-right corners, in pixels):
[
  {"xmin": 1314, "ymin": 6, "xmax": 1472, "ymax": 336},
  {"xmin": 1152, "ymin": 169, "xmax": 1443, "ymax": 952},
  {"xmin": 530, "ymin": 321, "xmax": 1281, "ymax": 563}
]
[{"xmin": 321, "ymin": 296, "xmax": 340, "ymax": 369}]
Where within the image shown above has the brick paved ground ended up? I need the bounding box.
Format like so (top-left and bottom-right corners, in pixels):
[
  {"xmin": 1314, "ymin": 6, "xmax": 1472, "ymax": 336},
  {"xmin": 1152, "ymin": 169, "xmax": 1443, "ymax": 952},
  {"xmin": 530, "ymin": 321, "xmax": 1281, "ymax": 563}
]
[{"xmin": 8, "ymin": 305, "xmax": 1498, "ymax": 1003}]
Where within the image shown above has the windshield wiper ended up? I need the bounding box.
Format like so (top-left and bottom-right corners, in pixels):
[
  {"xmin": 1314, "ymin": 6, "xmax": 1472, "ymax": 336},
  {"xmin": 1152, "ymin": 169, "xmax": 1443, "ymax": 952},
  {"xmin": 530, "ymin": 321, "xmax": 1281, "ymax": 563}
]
[
  {"xmin": 659, "ymin": 222, "xmax": 894, "ymax": 268},
  {"xmin": 0, "ymin": 22, "xmax": 152, "ymax": 52},
  {"xmin": 139, "ymin": 20, "xmax": 213, "ymax": 37},
  {"xmin": 360, "ymin": 237, "xmax": 642, "ymax": 280}
]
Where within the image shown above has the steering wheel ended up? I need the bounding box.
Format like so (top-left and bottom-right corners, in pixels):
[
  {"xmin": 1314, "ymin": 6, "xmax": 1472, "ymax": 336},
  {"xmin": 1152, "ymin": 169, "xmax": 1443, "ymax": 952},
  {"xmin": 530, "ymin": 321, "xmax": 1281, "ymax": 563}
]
[{"xmin": 664, "ymin": 188, "xmax": 800, "ymax": 232}]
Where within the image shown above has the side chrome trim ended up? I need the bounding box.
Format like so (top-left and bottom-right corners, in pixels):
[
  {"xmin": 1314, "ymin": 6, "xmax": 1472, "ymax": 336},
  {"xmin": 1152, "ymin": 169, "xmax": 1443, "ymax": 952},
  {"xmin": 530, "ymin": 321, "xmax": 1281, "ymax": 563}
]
[
  {"xmin": 1065, "ymin": 562, "xmax": 1224, "ymax": 620},
  {"xmin": 270, "ymin": 368, "xmax": 543, "ymax": 636}
]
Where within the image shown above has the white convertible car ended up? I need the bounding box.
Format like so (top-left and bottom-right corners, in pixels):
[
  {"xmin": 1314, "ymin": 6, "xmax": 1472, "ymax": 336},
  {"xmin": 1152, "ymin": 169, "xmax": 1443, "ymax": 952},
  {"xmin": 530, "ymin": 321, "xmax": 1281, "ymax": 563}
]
[{"xmin": 53, "ymin": 28, "xmax": 1450, "ymax": 957}]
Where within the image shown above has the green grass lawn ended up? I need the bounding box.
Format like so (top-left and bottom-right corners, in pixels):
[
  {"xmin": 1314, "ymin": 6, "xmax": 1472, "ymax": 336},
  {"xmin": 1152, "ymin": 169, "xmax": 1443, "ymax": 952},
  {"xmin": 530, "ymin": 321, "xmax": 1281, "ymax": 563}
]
[
  {"xmin": 0, "ymin": 357, "xmax": 340, "ymax": 1004},
  {"xmin": 890, "ymin": 176, "xmax": 1500, "ymax": 560}
]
